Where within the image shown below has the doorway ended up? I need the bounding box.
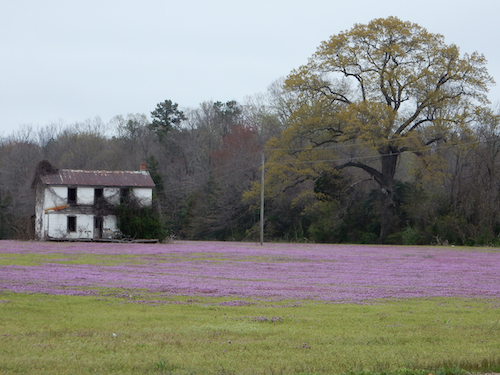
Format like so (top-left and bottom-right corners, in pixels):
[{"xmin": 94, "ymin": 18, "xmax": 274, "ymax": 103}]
[{"xmin": 94, "ymin": 216, "xmax": 103, "ymax": 239}]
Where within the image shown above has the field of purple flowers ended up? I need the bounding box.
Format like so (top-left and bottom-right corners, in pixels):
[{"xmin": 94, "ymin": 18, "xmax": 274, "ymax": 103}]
[{"xmin": 1, "ymin": 240, "xmax": 499, "ymax": 303}]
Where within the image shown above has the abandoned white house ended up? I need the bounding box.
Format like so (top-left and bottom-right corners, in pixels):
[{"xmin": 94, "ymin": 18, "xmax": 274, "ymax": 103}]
[{"xmin": 33, "ymin": 161, "xmax": 155, "ymax": 240}]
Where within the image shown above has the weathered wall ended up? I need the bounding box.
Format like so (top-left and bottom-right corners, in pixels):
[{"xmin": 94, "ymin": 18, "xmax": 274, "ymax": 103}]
[
  {"xmin": 36, "ymin": 185, "xmax": 152, "ymax": 240},
  {"xmin": 133, "ymin": 188, "xmax": 153, "ymax": 206}
]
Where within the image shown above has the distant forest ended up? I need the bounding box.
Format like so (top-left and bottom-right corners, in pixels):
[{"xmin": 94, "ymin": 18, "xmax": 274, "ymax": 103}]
[{"xmin": 2, "ymin": 18, "xmax": 500, "ymax": 246}]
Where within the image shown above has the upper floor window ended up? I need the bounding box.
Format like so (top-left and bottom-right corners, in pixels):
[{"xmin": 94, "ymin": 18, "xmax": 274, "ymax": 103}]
[
  {"xmin": 94, "ymin": 188, "xmax": 103, "ymax": 203},
  {"xmin": 68, "ymin": 188, "xmax": 77, "ymax": 205},
  {"xmin": 120, "ymin": 188, "xmax": 130, "ymax": 204}
]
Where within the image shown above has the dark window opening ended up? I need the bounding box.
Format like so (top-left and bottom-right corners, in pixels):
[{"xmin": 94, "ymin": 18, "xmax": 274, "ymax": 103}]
[
  {"xmin": 94, "ymin": 188, "xmax": 103, "ymax": 203},
  {"xmin": 68, "ymin": 188, "xmax": 77, "ymax": 205},
  {"xmin": 67, "ymin": 216, "xmax": 77, "ymax": 232},
  {"xmin": 120, "ymin": 188, "xmax": 130, "ymax": 204}
]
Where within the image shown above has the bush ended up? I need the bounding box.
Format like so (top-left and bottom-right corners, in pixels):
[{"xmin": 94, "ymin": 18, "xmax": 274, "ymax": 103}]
[
  {"xmin": 116, "ymin": 202, "xmax": 167, "ymax": 240},
  {"xmin": 401, "ymin": 225, "xmax": 420, "ymax": 245}
]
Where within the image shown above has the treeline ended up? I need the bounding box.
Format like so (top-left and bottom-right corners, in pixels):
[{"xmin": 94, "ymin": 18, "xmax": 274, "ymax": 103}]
[{"xmin": 0, "ymin": 92, "xmax": 499, "ymax": 245}]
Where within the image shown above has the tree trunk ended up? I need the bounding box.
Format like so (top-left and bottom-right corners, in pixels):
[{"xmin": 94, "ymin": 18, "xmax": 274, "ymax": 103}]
[
  {"xmin": 378, "ymin": 148, "xmax": 399, "ymax": 241},
  {"xmin": 337, "ymin": 147, "xmax": 400, "ymax": 242}
]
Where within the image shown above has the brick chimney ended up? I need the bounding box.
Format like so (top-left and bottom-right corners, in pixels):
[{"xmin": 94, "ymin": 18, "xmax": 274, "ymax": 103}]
[{"xmin": 140, "ymin": 163, "xmax": 147, "ymax": 171}]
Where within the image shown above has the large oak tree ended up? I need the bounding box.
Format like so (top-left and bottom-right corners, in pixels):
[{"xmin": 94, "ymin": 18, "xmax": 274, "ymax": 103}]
[{"xmin": 268, "ymin": 16, "xmax": 494, "ymax": 240}]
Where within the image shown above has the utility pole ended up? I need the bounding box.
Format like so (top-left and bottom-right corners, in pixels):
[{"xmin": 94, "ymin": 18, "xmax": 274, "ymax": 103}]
[{"xmin": 260, "ymin": 150, "xmax": 265, "ymax": 246}]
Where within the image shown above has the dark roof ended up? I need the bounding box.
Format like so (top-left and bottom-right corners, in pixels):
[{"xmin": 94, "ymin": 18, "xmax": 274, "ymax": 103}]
[{"xmin": 39, "ymin": 169, "xmax": 155, "ymax": 188}]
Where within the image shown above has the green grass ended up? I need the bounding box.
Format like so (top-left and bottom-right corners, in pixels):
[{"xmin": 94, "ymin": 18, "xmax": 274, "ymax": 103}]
[
  {"xmin": 0, "ymin": 253, "xmax": 145, "ymax": 267},
  {"xmin": 1, "ymin": 293, "xmax": 500, "ymax": 374}
]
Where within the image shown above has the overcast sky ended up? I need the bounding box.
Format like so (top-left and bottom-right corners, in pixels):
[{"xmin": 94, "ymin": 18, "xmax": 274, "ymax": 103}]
[{"xmin": 1, "ymin": 0, "xmax": 499, "ymax": 136}]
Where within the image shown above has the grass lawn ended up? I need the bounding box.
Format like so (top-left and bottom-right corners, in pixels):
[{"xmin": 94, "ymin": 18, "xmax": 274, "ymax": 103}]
[{"xmin": 1, "ymin": 293, "xmax": 499, "ymax": 374}]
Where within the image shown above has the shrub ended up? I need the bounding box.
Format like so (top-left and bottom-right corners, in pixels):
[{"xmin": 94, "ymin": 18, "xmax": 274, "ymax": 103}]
[
  {"xmin": 401, "ymin": 225, "xmax": 420, "ymax": 245},
  {"xmin": 115, "ymin": 202, "xmax": 167, "ymax": 240}
]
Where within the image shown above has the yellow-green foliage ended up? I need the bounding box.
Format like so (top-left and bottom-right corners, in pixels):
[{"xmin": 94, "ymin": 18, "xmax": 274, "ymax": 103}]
[
  {"xmin": 244, "ymin": 17, "xmax": 497, "ymax": 242},
  {"xmin": 1, "ymin": 293, "xmax": 500, "ymax": 375}
]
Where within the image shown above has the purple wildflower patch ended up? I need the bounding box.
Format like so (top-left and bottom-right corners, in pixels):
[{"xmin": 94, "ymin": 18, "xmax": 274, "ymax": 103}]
[{"xmin": 0, "ymin": 240, "xmax": 499, "ymax": 303}]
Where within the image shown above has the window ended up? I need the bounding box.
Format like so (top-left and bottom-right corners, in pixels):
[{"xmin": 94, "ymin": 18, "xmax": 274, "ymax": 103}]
[
  {"xmin": 68, "ymin": 187, "xmax": 77, "ymax": 205},
  {"xmin": 120, "ymin": 188, "xmax": 130, "ymax": 204},
  {"xmin": 67, "ymin": 216, "xmax": 77, "ymax": 232},
  {"xmin": 94, "ymin": 188, "xmax": 103, "ymax": 203}
]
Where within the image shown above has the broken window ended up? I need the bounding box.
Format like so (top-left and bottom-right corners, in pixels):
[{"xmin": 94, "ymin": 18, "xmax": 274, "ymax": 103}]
[
  {"xmin": 68, "ymin": 187, "xmax": 77, "ymax": 205},
  {"xmin": 67, "ymin": 216, "xmax": 77, "ymax": 232},
  {"xmin": 120, "ymin": 188, "xmax": 130, "ymax": 204},
  {"xmin": 94, "ymin": 188, "xmax": 103, "ymax": 203}
]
